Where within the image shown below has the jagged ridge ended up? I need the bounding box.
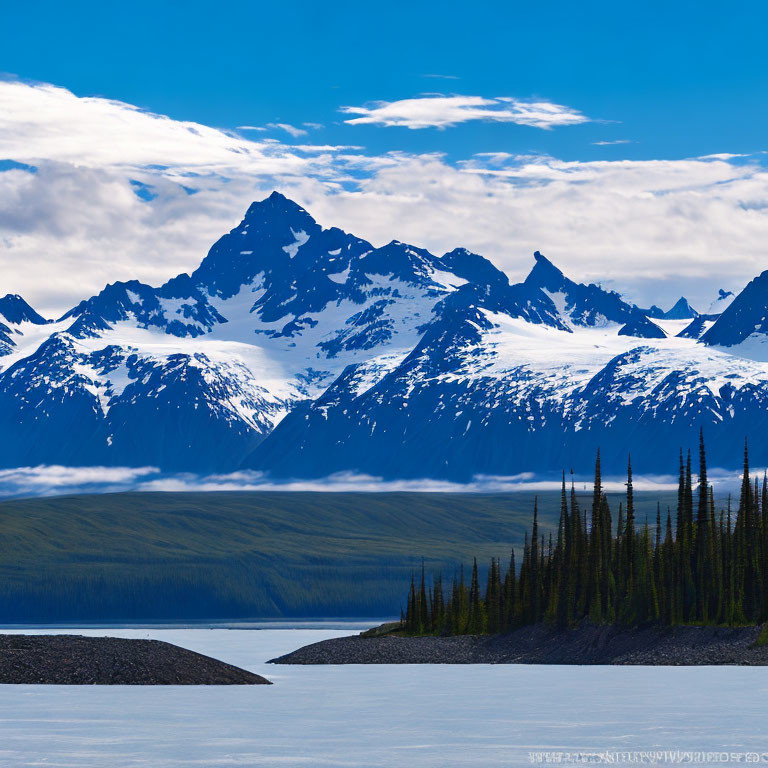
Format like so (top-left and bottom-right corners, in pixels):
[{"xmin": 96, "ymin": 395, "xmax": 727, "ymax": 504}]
[{"xmin": 0, "ymin": 192, "xmax": 764, "ymax": 478}]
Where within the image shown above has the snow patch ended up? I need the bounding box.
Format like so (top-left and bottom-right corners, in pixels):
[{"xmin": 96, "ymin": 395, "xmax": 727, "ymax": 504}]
[
  {"xmin": 327, "ymin": 267, "xmax": 350, "ymax": 284},
  {"xmin": 282, "ymin": 229, "xmax": 309, "ymax": 259},
  {"xmin": 429, "ymin": 269, "xmax": 468, "ymax": 291}
]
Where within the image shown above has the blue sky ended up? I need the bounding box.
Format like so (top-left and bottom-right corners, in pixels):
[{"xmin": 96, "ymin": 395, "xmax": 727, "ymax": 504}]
[
  {"xmin": 2, "ymin": 0, "xmax": 768, "ymax": 313},
  {"xmin": 4, "ymin": 0, "xmax": 766, "ymax": 162}
]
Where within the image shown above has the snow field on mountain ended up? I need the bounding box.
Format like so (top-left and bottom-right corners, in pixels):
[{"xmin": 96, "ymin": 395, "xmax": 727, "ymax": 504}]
[{"xmin": 0, "ymin": 192, "xmax": 766, "ymax": 476}]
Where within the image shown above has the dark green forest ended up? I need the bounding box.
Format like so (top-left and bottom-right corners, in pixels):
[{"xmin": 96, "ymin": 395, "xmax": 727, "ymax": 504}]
[
  {"xmin": 404, "ymin": 434, "xmax": 768, "ymax": 635},
  {"xmin": 1, "ymin": 490, "xmax": 627, "ymax": 622}
]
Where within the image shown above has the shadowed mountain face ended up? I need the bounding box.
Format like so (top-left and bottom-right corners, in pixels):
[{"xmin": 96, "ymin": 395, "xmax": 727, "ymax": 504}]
[
  {"xmin": 702, "ymin": 271, "xmax": 768, "ymax": 348},
  {"xmin": 663, "ymin": 296, "xmax": 699, "ymax": 320},
  {"xmin": 1, "ymin": 192, "xmax": 767, "ymax": 478},
  {"xmin": 523, "ymin": 250, "xmax": 646, "ymax": 328}
]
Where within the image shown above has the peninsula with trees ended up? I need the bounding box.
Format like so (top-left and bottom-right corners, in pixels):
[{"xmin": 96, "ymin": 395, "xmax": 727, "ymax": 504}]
[{"xmin": 274, "ymin": 433, "xmax": 768, "ymax": 666}]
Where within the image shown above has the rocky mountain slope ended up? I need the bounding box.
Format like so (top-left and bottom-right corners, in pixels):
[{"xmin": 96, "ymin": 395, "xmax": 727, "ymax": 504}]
[{"xmin": 1, "ymin": 192, "xmax": 765, "ymax": 478}]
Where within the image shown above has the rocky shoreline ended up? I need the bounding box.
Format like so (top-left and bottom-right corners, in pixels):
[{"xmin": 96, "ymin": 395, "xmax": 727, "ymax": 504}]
[
  {"xmin": 271, "ymin": 622, "xmax": 768, "ymax": 666},
  {"xmin": 0, "ymin": 635, "xmax": 271, "ymax": 684}
]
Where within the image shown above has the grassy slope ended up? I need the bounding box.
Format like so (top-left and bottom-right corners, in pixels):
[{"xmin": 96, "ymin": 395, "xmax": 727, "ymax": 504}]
[{"xmin": 0, "ymin": 490, "xmax": 675, "ymax": 621}]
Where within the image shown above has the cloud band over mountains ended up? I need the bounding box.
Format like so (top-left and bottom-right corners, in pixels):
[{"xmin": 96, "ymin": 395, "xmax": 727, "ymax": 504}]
[
  {"xmin": 0, "ymin": 464, "xmax": 759, "ymax": 499},
  {"xmin": 2, "ymin": 78, "xmax": 768, "ymax": 314}
]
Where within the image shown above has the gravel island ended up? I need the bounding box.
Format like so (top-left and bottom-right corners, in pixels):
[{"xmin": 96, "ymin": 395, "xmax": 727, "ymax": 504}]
[
  {"xmin": 0, "ymin": 634, "xmax": 271, "ymax": 684},
  {"xmin": 271, "ymin": 622, "xmax": 768, "ymax": 666}
]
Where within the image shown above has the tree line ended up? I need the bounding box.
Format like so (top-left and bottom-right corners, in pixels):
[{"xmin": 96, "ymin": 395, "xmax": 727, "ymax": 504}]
[{"xmin": 403, "ymin": 432, "xmax": 768, "ymax": 635}]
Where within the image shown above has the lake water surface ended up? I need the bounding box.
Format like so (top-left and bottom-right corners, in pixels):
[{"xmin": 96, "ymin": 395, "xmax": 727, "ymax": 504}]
[{"xmin": 1, "ymin": 624, "xmax": 768, "ymax": 767}]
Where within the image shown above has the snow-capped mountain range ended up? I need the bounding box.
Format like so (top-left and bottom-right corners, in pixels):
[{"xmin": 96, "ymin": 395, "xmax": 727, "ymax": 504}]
[{"xmin": 2, "ymin": 191, "xmax": 767, "ymax": 478}]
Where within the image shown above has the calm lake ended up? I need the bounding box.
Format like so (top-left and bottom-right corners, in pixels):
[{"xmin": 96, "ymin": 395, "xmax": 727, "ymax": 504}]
[{"xmin": 2, "ymin": 624, "xmax": 768, "ymax": 767}]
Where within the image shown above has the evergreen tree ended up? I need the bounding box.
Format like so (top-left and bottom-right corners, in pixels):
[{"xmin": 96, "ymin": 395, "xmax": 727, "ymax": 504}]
[
  {"xmin": 620, "ymin": 457, "xmax": 637, "ymax": 623},
  {"xmin": 485, "ymin": 558, "xmax": 502, "ymax": 634},
  {"xmin": 402, "ymin": 437, "xmax": 768, "ymax": 637},
  {"xmin": 405, "ymin": 573, "xmax": 417, "ymax": 634},
  {"xmin": 418, "ymin": 562, "xmax": 429, "ymax": 632},
  {"xmin": 502, "ymin": 551, "xmax": 516, "ymax": 630},
  {"xmin": 530, "ymin": 499, "xmax": 542, "ymax": 622},
  {"xmin": 467, "ymin": 558, "xmax": 485, "ymax": 634},
  {"xmin": 432, "ymin": 572, "xmax": 444, "ymax": 633},
  {"xmin": 588, "ymin": 451, "xmax": 604, "ymax": 623},
  {"xmin": 693, "ymin": 429, "xmax": 711, "ymax": 621}
]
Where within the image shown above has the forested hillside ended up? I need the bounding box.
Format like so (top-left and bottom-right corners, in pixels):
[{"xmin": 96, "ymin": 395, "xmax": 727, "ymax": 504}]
[{"xmin": 0, "ymin": 489, "xmax": 672, "ymax": 622}]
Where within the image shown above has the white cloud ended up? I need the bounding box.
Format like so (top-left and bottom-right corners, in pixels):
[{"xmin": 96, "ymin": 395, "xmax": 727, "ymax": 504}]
[
  {"xmin": 136, "ymin": 470, "xmax": 680, "ymax": 494},
  {"xmin": 2, "ymin": 79, "xmax": 768, "ymax": 315},
  {"xmin": 0, "ymin": 465, "xmax": 755, "ymax": 499},
  {"xmin": 239, "ymin": 123, "xmax": 321, "ymax": 137},
  {"xmin": 593, "ymin": 139, "xmax": 634, "ymax": 146},
  {"xmin": 0, "ymin": 80, "xmax": 320, "ymax": 174},
  {"xmin": 0, "ymin": 465, "xmax": 157, "ymax": 497},
  {"xmin": 420, "ymin": 74, "xmax": 460, "ymax": 80},
  {"xmin": 0, "ymin": 79, "xmax": 375, "ymax": 313},
  {"xmin": 266, "ymin": 122, "xmax": 308, "ymax": 138},
  {"xmin": 340, "ymin": 94, "xmax": 591, "ymax": 130},
  {"xmin": 296, "ymin": 152, "xmax": 768, "ymax": 308}
]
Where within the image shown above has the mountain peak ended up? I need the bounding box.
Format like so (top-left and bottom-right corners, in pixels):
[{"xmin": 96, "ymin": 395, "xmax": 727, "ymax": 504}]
[
  {"xmin": 663, "ymin": 296, "xmax": 698, "ymax": 320},
  {"xmin": 618, "ymin": 315, "xmax": 666, "ymax": 339},
  {"xmin": 703, "ymin": 270, "xmax": 768, "ymax": 347},
  {"xmin": 0, "ymin": 294, "xmax": 49, "ymax": 325},
  {"xmin": 243, "ymin": 191, "xmax": 314, "ymax": 223},
  {"xmin": 708, "ymin": 288, "xmax": 735, "ymax": 315},
  {"xmin": 265, "ymin": 189, "xmax": 300, "ymax": 207},
  {"xmin": 526, "ymin": 251, "xmax": 566, "ymax": 286},
  {"xmin": 523, "ymin": 251, "xmax": 642, "ymax": 328},
  {"xmin": 186, "ymin": 192, "xmax": 327, "ymax": 300},
  {"xmin": 438, "ymin": 248, "xmax": 509, "ymax": 287}
]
